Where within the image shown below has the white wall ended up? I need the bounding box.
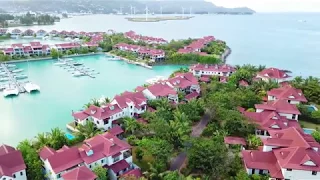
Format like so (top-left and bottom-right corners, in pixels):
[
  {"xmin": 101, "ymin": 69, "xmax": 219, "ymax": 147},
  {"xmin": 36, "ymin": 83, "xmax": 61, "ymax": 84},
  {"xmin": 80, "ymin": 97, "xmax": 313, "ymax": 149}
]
[
  {"xmin": 281, "ymin": 168, "xmax": 320, "ymax": 180},
  {"xmin": 0, "ymin": 169, "xmax": 27, "ymax": 180},
  {"xmin": 142, "ymin": 89, "xmax": 157, "ymax": 100},
  {"xmin": 262, "ymin": 145, "xmax": 279, "ymax": 152},
  {"xmin": 278, "ymin": 112, "xmax": 298, "ymax": 120}
]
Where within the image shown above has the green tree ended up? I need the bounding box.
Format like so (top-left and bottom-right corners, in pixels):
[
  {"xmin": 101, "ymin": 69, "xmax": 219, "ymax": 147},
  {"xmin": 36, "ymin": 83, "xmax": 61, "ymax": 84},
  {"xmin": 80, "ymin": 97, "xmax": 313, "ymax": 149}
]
[
  {"xmin": 49, "ymin": 128, "xmax": 68, "ymax": 150},
  {"xmin": 235, "ymin": 170, "xmax": 250, "ymax": 180},
  {"xmin": 143, "ymin": 161, "xmax": 166, "ymax": 180},
  {"xmin": 312, "ymin": 131, "xmax": 320, "ymax": 143},
  {"xmin": 247, "ymin": 134, "xmax": 262, "ymax": 149},
  {"xmin": 135, "ymin": 147, "xmax": 144, "ymax": 162},
  {"xmin": 75, "ymin": 121, "xmax": 102, "ymax": 139},
  {"xmin": 93, "ymin": 166, "xmax": 108, "ymax": 180},
  {"xmin": 137, "ymin": 138, "xmax": 173, "ymax": 163},
  {"xmin": 178, "ymin": 99, "xmax": 204, "ymax": 122},
  {"xmin": 187, "ymin": 138, "xmax": 228, "ymax": 178},
  {"xmin": 51, "ymin": 48, "xmax": 62, "ymax": 59},
  {"xmin": 33, "ymin": 132, "xmax": 50, "ymax": 150},
  {"xmin": 123, "ymin": 117, "xmax": 140, "ymax": 135},
  {"xmin": 17, "ymin": 140, "xmax": 45, "ymax": 180},
  {"xmin": 91, "ymin": 98, "xmax": 101, "ymax": 107}
]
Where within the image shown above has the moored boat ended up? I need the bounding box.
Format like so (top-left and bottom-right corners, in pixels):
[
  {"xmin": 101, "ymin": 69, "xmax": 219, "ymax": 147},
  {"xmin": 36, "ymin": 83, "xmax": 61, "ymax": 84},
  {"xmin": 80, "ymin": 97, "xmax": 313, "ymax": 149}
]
[
  {"xmin": 3, "ymin": 86, "xmax": 19, "ymax": 97},
  {"xmin": 24, "ymin": 82, "xmax": 40, "ymax": 93}
]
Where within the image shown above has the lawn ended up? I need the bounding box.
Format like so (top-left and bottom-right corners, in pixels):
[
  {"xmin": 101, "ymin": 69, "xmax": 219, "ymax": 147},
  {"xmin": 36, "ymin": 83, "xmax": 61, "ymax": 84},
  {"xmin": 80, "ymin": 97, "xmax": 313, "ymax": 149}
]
[
  {"xmin": 299, "ymin": 120, "xmax": 320, "ymax": 130},
  {"xmin": 132, "ymin": 146, "xmax": 154, "ymax": 172}
]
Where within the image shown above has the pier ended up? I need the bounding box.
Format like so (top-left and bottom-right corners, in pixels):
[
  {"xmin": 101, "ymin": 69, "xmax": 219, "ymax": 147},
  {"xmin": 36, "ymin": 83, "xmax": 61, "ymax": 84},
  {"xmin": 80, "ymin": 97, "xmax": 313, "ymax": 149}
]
[
  {"xmin": 56, "ymin": 58, "xmax": 98, "ymax": 78},
  {"xmin": 0, "ymin": 64, "xmax": 26, "ymax": 93}
]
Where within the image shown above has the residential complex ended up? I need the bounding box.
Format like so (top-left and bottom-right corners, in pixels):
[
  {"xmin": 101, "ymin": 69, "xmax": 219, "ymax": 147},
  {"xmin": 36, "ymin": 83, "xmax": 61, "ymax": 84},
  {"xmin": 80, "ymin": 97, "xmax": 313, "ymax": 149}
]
[
  {"xmin": 124, "ymin": 30, "xmax": 167, "ymax": 45},
  {"xmin": 0, "ymin": 144, "xmax": 27, "ymax": 180},
  {"xmin": 113, "ymin": 43, "xmax": 165, "ymax": 62},
  {"xmin": 178, "ymin": 36, "xmax": 215, "ymax": 55},
  {"xmin": 256, "ymin": 67, "xmax": 291, "ymax": 82},
  {"xmin": 39, "ymin": 132, "xmax": 140, "ymax": 180}
]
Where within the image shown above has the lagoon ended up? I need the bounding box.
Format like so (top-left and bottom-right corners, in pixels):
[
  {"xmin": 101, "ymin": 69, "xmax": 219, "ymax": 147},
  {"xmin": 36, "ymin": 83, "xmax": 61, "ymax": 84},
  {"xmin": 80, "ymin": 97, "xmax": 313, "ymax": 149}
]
[{"xmin": 0, "ymin": 55, "xmax": 184, "ymax": 145}]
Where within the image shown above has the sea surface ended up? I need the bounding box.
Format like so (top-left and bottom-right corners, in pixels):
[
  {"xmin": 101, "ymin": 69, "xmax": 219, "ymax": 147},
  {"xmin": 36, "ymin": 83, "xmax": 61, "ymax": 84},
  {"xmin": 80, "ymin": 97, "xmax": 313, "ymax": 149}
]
[{"xmin": 1, "ymin": 13, "xmax": 319, "ymax": 145}]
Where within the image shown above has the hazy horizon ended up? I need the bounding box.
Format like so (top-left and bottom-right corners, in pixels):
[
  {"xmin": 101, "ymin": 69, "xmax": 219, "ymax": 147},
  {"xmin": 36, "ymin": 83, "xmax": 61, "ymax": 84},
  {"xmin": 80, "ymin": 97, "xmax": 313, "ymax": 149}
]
[{"xmin": 209, "ymin": 0, "xmax": 320, "ymax": 12}]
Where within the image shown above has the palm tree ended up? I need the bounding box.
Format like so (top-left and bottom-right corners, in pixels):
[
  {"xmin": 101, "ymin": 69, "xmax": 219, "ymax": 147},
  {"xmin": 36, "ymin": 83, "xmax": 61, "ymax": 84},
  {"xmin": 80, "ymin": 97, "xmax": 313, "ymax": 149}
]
[
  {"xmin": 173, "ymin": 110, "xmax": 189, "ymax": 122},
  {"xmin": 34, "ymin": 132, "xmax": 51, "ymax": 150},
  {"xmin": 123, "ymin": 117, "xmax": 140, "ymax": 135},
  {"xmin": 49, "ymin": 128, "xmax": 67, "ymax": 150},
  {"xmin": 83, "ymin": 102, "xmax": 92, "ymax": 109},
  {"xmin": 143, "ymin": 162, "xmax": 163, "ymax": 180},
  {"xmin": 103, "ymin": 97, "xmax": 111, "ymax": 104},
  {"xmin": 75, "ymin": 121, "xmax": 102, "ymax": 140},
  {"xmin": 91, "ymin": 98, "xmax": 101, "ymax": 107}
]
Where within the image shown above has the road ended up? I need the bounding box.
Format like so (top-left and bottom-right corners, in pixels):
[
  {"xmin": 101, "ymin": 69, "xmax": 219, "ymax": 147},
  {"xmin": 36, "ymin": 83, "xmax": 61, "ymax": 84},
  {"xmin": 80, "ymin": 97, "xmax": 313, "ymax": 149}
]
[{"xmin": 169, "ymin": 114, "xmax": 210, "ymax": 171}]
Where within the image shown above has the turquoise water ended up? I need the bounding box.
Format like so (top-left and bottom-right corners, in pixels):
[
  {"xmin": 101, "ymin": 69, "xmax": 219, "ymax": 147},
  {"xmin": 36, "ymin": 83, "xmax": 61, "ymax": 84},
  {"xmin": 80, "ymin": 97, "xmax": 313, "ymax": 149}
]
[
  {"xmin": 65, "ymin": 133, "xmax": 75, "ymax": 140},
  {"xmin": 0, "ymin": 55, "xmax": 184, "ymax": 145},
  {"xmin": 8, "ymin": 13, "xmax": 320, "ymax": 77},
  {"xmin": 303, "ymin": 128, "xmax": 315, "ymax": 135}
]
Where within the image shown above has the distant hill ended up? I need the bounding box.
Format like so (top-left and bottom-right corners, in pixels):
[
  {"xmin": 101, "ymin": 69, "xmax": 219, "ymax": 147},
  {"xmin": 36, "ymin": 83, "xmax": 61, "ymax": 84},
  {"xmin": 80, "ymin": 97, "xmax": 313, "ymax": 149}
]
[{"xmin": 0, "ymin": 0, "xmax": 255, "ymax": 14}]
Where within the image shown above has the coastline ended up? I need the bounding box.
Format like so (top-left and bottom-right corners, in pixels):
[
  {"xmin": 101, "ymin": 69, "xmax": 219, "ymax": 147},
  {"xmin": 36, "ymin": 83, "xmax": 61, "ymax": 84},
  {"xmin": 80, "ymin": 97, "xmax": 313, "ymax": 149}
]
[
  {"xmin": 125, "ymin": 16, "xmax": 194, "ymax": 22},
  {"xmin": 105, "ymin": 52, "xmax": 153, "ymax": 69}
]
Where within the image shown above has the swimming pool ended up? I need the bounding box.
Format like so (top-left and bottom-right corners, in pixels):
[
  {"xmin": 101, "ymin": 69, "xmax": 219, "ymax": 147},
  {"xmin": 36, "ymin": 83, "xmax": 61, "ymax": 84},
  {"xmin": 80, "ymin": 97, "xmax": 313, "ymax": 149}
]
[
  {"xmin": 65, "ymin": 133, "xmax": 75, "ymax": 140},
  {"xmin": 303, "ymin": 128, "xmax": 315, "ymax": 135}
]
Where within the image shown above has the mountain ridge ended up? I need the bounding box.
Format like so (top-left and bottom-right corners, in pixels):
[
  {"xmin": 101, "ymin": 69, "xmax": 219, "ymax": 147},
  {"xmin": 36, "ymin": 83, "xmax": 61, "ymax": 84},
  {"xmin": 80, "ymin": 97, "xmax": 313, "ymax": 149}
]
[{"xmin": 0, "ymin": 0, "xmax": 255, "ymax": 14}]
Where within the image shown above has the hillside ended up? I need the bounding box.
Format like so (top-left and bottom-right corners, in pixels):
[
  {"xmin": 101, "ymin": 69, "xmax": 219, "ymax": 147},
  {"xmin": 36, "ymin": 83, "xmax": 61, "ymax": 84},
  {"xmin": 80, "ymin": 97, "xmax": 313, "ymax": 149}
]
[{"xmin": 0, "ymin": 0, "xmax": 255, "ymax": 14}]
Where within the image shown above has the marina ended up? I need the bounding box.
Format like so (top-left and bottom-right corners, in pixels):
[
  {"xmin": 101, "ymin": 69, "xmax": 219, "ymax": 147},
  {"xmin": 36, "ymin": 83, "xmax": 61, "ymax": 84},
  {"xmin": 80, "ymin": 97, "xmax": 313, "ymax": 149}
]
[
  {"xmin": 0, "ymin": 63, "xmax": 40, "ymax": 97},
  {"xmin": 54, "ymin": 58, "xmax": 98, "ymax": 78}
]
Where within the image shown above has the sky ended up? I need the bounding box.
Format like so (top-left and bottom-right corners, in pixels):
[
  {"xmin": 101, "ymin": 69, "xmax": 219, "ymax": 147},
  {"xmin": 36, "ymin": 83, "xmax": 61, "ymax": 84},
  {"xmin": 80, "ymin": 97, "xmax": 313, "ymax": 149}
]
[{"xmin": 208, "ymin": 0, "xmax": 320, "ymax": 12}]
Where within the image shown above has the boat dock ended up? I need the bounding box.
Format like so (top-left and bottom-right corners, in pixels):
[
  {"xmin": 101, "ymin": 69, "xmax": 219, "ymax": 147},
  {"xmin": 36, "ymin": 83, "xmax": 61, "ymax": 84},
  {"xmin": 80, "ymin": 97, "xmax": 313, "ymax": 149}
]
[
  {"xmin": 55, "ymin": 58, "xmax": 98, "ymax": 78},
  {"xmin": 0, "ymin": 64, "xmax": 26, "ymax": 93}
]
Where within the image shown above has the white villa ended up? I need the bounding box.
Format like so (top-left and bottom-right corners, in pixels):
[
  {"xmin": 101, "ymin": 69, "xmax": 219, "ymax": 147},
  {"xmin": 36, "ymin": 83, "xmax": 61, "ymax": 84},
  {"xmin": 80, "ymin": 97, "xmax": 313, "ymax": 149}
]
[
  {"xmin": 0, "ymin": 144, "xmax": 27, "ymax": 180},
  {"xmin": 39, "ymin": 132, "xmax": 141, "ymax": 180}
]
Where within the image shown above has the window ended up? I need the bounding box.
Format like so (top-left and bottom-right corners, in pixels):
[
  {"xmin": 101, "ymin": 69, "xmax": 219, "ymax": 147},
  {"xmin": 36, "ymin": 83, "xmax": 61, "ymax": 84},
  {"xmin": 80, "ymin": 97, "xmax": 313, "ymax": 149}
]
[
  {"xmin": 252, "ymin": 169, "xmax": 255, "ymax": 174},
  {"xmin": 259, "ymin": 170, "xmax": 263, "ymax": 175},
  {"xmin": 13, "ymin": 174, "xmax": 16, "ymax": 178},
  {"xmin": 20, "ymin": 172, "xmax": 23, "ymax": 176},
  {"xmin": 288, "ymin": 100, "xmax": 291, "ymax": 103},
  {"xmin": 101, "ymin": 159, "xmax": 104, "ymax": 163},
  {"xmin": 312, "ymin": 171, "xmax": 317, "ymax": 175},
  {"xmin": 57, "ymin": 174, "xmax": 61, "ymax": 178},
  {"xmin": 95, "ymin": 162, "xmax": 97, "ymax": 165},
  {"xmin": 96, "ymin": 121, "xmax": 100, "ymax": 124},
  {"xmin": 292, "ymin": 114, "xmax": 296, "ymax": 119},
  {"xmin": 89, "ymin": 165, "xmax": 92, "ymax": 168},
  {"xmin": 113, "ymin": 156, "xmax": 120, "ymax": 162},
  {"xmin": 287, "ymin": 169, "xmax": 292, "ymax": 171}
]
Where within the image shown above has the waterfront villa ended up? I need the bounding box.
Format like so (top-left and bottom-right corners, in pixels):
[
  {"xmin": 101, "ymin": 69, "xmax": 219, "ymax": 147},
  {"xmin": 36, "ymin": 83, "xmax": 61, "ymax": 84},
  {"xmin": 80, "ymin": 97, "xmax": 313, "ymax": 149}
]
[
  {"xmin": 166, "ymin": 72, "xmax": 200, "ymax": 94},
  {"xmin": 189, "ymin": 64, "xmax": 236, "ymax": 77},
  {"xmin": 39, "ymin": 132, "xmax": 140, "ymax": 180},
  {"xmin": 114, "ymin": 43, "xmax": 165, "ymax": 62},
  {"xmin": 242, "ymin": 127, "xmax": 320, "ymax": 180},
  {"xmin": 0, "ymin": 28, "xmax": 7, "ymax": 36},
  {"xmin": 178, "ymin": 36, "xmax": 215, "ymax": 55},
  {"xmin": 49, "ymin": 30, "xmax": 59, "ymax": 36},
  {"xmin": 36, "ymin": 29, "xmax": 47, "ymax": 38},
  {"xmin": 256, "ymin": 68, "xmax": 291, "ymax": 82},
  {"xmin": 124, "ymin": 31, "xmax": 167, "ymax": 44},
  {"xmin": 10, "ymin": 29, "xmax": 22, "ymax": 38},
  {"xmin": 72, "ymin": 91, "xmax": 147, "ymax": 131},
  {"xmin": 142, "ymin": 82, "xmax": 178, "ymax": 103},
  {"xmin": 267, "ymin": 85, "xmax": 307, "ymax": 105},
  {"xmin": 23, "ymin": 29, "xmax": 35, "ymax": 37},
  {"xmin": 0, "ymin": 144, "xmax": 27, "ymax": 180}
]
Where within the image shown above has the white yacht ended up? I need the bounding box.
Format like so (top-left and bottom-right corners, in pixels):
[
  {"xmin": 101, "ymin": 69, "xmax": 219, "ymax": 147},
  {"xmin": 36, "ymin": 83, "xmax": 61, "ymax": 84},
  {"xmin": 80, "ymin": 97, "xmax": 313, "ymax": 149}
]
[
  {"xmin": 24, "ymin": 82, "xmax": 40, "ymax": 93},
  {"xmin": 15, "ymin": 74, "xmax": 28, "ymax": 80},
  {"xmin": 73, "ymin": 71, "xmax": 84, "ymax": 77},
  {"xmin": 0, "ymin": 77, "xmax": 8, "ymax": 82},
  {"xmin": 54, "ymin": 62, "xmax": 66, "ymax": 66},
  {"xmin": 12, "ymin": 69, "xmax": 23, "ymax": 73},
  {"xmin": 3, "ymin": 86, "xmax": 19, "ymax": 97},
  {"xmin": 6, "ymin": 64, "xmax": 16, "ymax": 68}
]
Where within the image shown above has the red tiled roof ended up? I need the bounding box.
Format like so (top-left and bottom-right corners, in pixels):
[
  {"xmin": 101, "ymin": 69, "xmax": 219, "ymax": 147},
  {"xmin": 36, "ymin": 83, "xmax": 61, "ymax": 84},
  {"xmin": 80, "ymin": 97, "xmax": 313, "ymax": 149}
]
[
  {"xmin": 255, "ymin": 99, "xmax": 300, "ymax": 115},
  {"xmin": 72, "ymin": 111, "xmax": 90, "ymax": 121},
  {"xmin": 45, "ymin": 146, "xmax": 83, "ymax": 174},
  {"xmin": 267, "ymin": 86, "xmax": 307, "ymax": 103},
  {"xmin": 224, "ymin": 136, "xmax": 247, "ymax": 146},
  {"xmin": 0, "ymin": 145, "xmax": 26, "ymax": 177},
  {"xmin": 109, "ymin": 125, "xmax": 124, "ymax": 136},
  {"xmin": 239, "ymin": 80, "xmax": 249, "ymax": 87},
  {"xmin": 121, "ymin": 169, "xmax": 142, "ymax": 178},
  {"xmin": 265, "ymin": 127, "xmax": 315, "ymax": 148},
  {"xmin": 146, "ymin": 83, "xmax": 177, "ymax": 97},
  {"xmin": 83, "ymin": 104, "xmax": 122, "ymax": 120},
  {"xmin": 39, "ymin": 146, "xmax": 56, "ymax": 160},
  {"xmin": 273, "ymin": 147, "xmax": 320, "ymax": 172},
  {"xmin": 135, "ymin": 86, "xmax": 146, "ymax": 92},
  {"xmin": 62, "ymin": 166, "xmax": 97, "ymax": 180},
  {"xmin": 79, "ymin": 132, "xmax": 130, "ymax": 164},
  {"xmin": 257, "ymin": 68, "xmax": 290, "ymax": 80},
  {"xmin": 107, "ymin": 160, "xmax": 130, "ymax": 173},
  {"xmin": 185, "ymin": 91, "xmax": 199, "ymax": 100},
  {"xmin": 113, "ymin": 91, "xmax": 147, "ymax": 109},
  {"xmin": 242, "ymin": 150, "xmax": 284, "ymax": 179}
]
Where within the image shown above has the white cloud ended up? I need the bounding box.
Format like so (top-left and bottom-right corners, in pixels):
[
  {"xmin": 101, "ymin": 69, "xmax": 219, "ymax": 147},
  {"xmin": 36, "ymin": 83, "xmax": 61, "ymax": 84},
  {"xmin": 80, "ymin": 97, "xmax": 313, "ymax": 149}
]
[{"xmin": 208, "ymin": 0, "xmax": 320, "ymax": 12}]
